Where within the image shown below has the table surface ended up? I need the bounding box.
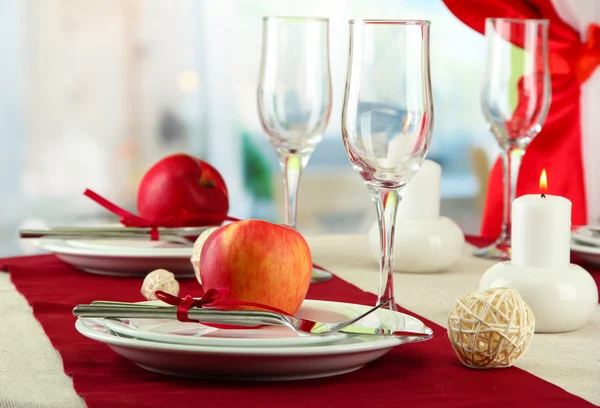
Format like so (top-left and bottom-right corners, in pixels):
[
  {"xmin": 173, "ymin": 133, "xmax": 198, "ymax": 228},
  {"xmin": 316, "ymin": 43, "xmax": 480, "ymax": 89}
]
[{"xmin": 1, "ymin": 235, "xmax": 599, "ymax": 408}]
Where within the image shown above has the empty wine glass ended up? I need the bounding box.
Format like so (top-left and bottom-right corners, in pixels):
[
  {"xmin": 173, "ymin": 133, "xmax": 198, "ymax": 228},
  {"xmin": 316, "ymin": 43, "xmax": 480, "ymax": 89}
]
[
  {"xmin": 474, "ymin": 18, "xmax": 551, "ymax": 260},
  {"xmin": 341, "ymin": 20, "xmax": 434, "ymax": 310},
  {"xmin": 258, "ymin": 16, "xmax": 332, "ymax": 282}
]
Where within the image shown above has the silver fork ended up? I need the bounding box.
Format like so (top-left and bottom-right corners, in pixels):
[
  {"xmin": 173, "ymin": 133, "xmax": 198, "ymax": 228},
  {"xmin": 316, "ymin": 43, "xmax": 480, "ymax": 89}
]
[{"xmin": 73, "ymin": 298, "xmax": 431, "ymax": 338}]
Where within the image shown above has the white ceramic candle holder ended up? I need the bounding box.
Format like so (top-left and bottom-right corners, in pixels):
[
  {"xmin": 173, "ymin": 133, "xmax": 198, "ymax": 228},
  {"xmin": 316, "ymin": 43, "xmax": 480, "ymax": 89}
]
[
  {"xmin": 479, "ymin": 262, "xmax": 598, "ymax": 333},
  {"xmin": 366, "ymin": 160, "xmax": 464, "ymax": 273},
  {"xmin": 368, "ymin": 216, "xmax": 464, "ymax": 273},
  {"xmin": 479, "ymin": 186, "xmax": 598, "ymax": 333}
]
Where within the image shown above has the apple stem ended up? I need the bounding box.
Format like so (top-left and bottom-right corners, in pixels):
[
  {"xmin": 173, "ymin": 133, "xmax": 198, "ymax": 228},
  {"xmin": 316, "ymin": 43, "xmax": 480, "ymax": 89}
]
[{"xmin": 200, "ymin": 180, "xmax": 216, "ymax": 188}]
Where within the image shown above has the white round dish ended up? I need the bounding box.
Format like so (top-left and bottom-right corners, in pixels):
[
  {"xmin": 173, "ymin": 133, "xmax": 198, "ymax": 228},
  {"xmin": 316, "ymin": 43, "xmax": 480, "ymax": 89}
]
[
  {"xmin": 32, "ymin": 238, "xmax": 194, "ymax": 277},
  {"xmin": 76, "ymin": 300, "xmax": 433, "ymax": 380},
  {"xmin": 571, "ymin": 227, "xmax": 600, "ymax": 248},
  {"xmin": 571, "ymin": 239, "xmax": 600, "ymax": 266},
  {"xmin": 103, "ymin": 300, "xmax": 349, "ymax": 347}
]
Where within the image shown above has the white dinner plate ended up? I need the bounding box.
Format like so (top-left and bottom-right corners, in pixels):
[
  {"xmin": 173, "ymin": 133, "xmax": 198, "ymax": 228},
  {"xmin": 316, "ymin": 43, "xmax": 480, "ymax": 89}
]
[
  {"xmin": 103, "ymin": 300, "xmax": 348, "ymax": 347},
  {"xmin": 76, "ymin": 299, "xmax": 433, "ymax": 380},
  {"xmin": 571, "ymin": 238, "xmax": 600, "ymax": 266},
  {"xmin": 571, "ymin": 227, "xmax": 600, "ymax": 248},
  {"xmin": 33, "ymin": 238, "xmax": 194, "ymax": 277}
]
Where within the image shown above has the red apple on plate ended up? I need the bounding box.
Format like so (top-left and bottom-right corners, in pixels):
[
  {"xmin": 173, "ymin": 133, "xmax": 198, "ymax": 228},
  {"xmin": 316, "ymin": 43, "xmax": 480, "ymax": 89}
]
[
  {"xmin": 137, "ymin": 154, "xmax": 229, "ymax": 227},
  {"xmin": 198, "ymin": 220, "xmax": 312, "ymax": 315}
]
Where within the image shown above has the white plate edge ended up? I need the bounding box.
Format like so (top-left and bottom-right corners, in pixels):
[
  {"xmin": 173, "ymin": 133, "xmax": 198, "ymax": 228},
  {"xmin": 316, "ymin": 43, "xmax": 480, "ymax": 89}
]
[{"xmin": 33, "ymin": 238, "xmax": 193, "ymax": 259}]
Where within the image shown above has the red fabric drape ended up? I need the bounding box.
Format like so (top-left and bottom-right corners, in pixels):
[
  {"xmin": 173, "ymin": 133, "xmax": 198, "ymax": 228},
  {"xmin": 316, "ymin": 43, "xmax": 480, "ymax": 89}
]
[{"xmin": 442, "ymin": 0, "xmax": 588, "ymax": 237}]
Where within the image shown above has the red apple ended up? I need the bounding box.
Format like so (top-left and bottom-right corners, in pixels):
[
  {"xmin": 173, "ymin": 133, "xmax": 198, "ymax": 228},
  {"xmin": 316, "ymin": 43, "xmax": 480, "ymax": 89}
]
[
  {"xmin": 198, "ymin": 220, "xmax": 312, "ymax": 315},
  {"xmin": 137, "ymin": 153, "xmax": 229, "ymax": 227}
]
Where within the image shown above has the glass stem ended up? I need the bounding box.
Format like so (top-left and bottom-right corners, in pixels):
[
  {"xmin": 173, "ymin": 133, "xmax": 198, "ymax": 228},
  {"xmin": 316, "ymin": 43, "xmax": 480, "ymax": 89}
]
[
  {"xmin": 368, "ymin": 185, "xmax": 402, "ymax": 311},
  {"xmin": 500, "ymin": 145, "xmax": 525, "ymax": 242},
  {"xmin": 278, "ymin": 153, "xmax": 307, "ymax": 228}
]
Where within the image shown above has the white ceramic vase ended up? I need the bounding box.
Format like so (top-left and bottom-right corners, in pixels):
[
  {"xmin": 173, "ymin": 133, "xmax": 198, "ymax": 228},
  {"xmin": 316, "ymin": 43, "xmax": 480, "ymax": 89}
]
[{"xmin": 368, "ymin": 216, "xmax": 465, "ymax": 274}]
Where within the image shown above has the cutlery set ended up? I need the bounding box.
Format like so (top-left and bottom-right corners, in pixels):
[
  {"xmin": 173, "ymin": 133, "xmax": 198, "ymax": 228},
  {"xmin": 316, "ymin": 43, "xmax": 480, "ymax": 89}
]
[
  {"xmin": 19, "ymin": 226, "xmax": 207, "ymax": 245},
  {"xmin": 73, "ymin": 298, "xmax": 431, "ymax": 339}
]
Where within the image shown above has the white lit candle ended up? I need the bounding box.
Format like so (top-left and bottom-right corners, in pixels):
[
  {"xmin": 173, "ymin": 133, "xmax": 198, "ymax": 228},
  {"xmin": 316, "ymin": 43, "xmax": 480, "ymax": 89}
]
[
  {"xmin": 511, "ymin": 169, "xmax": 572, "ymax": 269},
  {"xmin": 398, "ymin": 159, "xmax": 441, "ymax": 221}
]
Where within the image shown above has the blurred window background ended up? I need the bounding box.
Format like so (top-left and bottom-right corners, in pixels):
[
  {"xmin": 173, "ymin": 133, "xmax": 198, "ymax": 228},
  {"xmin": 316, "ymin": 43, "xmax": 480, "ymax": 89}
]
[{"xmin": 0, "ymin": 0, "xmax": 499, "ymax": 256}]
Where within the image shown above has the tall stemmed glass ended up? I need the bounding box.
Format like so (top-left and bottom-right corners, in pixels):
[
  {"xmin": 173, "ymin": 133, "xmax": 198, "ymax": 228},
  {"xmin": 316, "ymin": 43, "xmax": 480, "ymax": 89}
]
[
  {"xmin": 258, "ymin": 17, "xmax": 332, "ymax": 282},
  {"xmin": 474, "ymin": 18, "xmax": 551, "ymax": 260},
  {"xmin": 342, "ymin": 20, "xmax": 434, "ymax": 310}
]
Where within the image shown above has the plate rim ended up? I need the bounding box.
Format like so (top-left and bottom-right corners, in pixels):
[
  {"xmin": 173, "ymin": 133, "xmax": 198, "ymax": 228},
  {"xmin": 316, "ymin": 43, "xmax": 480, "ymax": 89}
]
[
  {"xmin": 571, "ymin": 241, "xmax": 600, "ymax": 255},
  {"xmin": 32, "ymin": 238, "xmax": 193, "ymax": 259},
  {"xmin": 76, "ymin": 319, "xmax": 420, "ymax": 356},
  {"xmin": 572, "ymin": 228, "xmax": 600, "ymax": 250}
]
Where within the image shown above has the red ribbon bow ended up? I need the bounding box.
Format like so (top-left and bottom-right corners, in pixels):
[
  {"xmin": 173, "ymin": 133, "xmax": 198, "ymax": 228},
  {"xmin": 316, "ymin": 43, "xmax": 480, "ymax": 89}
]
[
  {"xmin": 84, "ymin": 190, "xmax": 332, "ymax": 274},
  {"xmin": 84, "ymin": 189, "xmax": 239, "ymax": 240},
  {"xmin": 154, "ymin": 288, "xmax": 291, "ymax": 325},
  {"xmin": 551, "ymin": 23, "xmax": 600, "ymax": 83},
  {"xmin": 155, "ymin": 289, "xmax": 221, "ymax": 322}
]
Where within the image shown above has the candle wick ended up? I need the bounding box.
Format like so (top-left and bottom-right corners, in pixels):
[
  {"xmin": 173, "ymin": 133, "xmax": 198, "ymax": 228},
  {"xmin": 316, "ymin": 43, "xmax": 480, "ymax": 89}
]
[{"xmin": 541, "ymin": 193, "xmax": 546, "ymax": 198}]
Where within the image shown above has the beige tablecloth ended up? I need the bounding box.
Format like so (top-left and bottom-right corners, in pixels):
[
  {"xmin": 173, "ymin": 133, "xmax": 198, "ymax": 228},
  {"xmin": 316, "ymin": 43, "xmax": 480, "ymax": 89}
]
[{"xmin": 0, "ymin": 236, "xmax": 599, "ymax": 408}]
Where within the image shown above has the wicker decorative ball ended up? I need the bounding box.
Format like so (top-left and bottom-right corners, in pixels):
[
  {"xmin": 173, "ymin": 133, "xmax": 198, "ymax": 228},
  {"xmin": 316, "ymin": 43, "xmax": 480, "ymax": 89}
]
[
  {"xmin": 447, "ymin": 287, "xmax": 535, "ymax": 369},
  {"xmin": 141, "ymin": 269, "xmax": 180, "ymax": 300},
  {"xmin": 190, "ymin": 227, "xmax": 219, "ymax": 283}
]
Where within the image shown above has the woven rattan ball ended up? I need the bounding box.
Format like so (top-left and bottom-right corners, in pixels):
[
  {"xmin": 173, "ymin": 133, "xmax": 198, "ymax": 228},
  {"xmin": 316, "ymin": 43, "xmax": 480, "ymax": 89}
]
[
  {"xmin": 141, "ymin": 269, "xmax": 180, "ymax": 300},
  {"xmin": 447, "ymin": 287, "xmax": 535, "ymax": 369},
  {"xmin": 190, "ymin": 227, "xmax": 218, "ymax": 283}
]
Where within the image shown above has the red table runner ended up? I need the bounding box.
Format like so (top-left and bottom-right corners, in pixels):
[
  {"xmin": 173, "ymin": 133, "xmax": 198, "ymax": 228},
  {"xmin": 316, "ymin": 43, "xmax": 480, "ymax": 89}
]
[{"xmin": 1, "ymin": 241, "xmax": 597, "ymax": 408}]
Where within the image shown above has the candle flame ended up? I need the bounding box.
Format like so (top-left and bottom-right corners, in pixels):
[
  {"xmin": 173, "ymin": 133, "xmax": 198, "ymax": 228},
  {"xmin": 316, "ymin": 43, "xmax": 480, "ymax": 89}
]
[
  {"xmin": 539, "ymin": 169, "xmax": 548, "ymax": 193},
  {"xmin": 402, "ymin": 113, "xmax": 413, "ymax": 132}
]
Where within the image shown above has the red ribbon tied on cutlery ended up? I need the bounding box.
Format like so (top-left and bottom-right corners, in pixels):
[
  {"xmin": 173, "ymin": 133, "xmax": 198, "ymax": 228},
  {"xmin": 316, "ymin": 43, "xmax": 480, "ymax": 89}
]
[
  {"xmin": 154, "ymin": 288, "xmax": 291, "ymax": 327},
  {"xmin": 83, "ymin": 189, "xmax": 336, "ymax": 274},
  {"xmin": 84, "ymin": 189, "xmax": 333, "ymax": 275},
  {"xmin": 83, "ymin": 189, "xmax": 239, "ymax": 240}
]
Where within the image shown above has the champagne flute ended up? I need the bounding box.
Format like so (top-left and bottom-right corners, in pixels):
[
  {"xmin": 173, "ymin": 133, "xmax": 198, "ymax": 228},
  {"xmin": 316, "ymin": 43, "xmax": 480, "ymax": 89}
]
[
  {"xmin": 474, "ymin": 18, "xmax": 551, "ymax": 260},
  {"xmin": 258, "ymin": 17, "xmax": 332, "ymax": 282},
  {"xmin": 342, "ymin": 20, "xmax": 434, "ymax": 310}
]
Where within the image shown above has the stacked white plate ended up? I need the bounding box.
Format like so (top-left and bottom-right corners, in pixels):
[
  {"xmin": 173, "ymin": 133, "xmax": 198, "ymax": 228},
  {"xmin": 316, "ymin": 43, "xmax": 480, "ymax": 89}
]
[
  {"xmin": 76, "ymin": 299, "xmax": 433, "ymax": 380},
  {"xmin": 31, "ymin": 238, "xmax": 331, "ymax": 282},
  {"xmin": 33, "ymin": 238, "xmax": 195, "ymax": 277},
  {"xmin": 571, "ymin": 227, "xmax": 600, "ymax": 266}
]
